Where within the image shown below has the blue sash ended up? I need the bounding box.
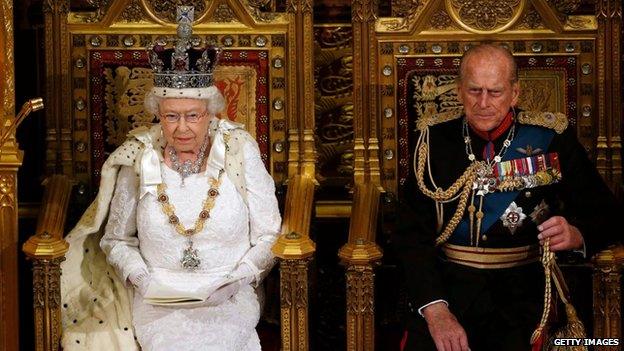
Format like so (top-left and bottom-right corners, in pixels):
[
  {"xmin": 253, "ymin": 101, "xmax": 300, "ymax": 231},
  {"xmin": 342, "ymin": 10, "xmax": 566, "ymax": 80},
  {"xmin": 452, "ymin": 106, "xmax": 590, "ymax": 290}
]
[{"xmin": 449, "ymin": 125, "xmax": 555, "ymax": 245}]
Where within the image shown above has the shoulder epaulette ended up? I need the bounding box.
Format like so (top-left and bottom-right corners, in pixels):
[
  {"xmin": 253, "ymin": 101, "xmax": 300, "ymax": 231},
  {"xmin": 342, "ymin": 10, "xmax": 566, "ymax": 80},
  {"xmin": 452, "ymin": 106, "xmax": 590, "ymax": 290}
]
[
  {"xmin": 416, "ymin": 110, "xmax": 463, "ymax": 131},
  {"xmin": 517, "ymin": 111, "xmax": 568, "ymax": 134}
]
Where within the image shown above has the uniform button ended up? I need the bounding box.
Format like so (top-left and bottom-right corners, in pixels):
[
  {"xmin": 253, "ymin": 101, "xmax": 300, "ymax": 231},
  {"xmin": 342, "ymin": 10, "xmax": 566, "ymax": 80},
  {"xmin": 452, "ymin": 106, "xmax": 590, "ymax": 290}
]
[
  {"xmin": 481, "ymin": 234, "xmax": 488, "ymax": 241},
  {"xmin": 524, "ymin": 191, "xmax": 532, "ymax": 198}
]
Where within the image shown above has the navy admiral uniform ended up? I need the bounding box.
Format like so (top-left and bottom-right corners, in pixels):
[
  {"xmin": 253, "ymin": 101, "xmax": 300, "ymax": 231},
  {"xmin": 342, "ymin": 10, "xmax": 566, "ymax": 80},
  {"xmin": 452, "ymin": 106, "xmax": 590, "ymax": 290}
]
[{"xmin": 394, "ymin": 110, "xmax": 620, "ymax": 351}]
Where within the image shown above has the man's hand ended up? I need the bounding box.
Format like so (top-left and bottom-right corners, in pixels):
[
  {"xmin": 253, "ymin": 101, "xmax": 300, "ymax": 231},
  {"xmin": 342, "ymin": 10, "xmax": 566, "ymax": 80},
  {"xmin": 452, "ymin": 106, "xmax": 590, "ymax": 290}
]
[
  {"xmin": 422, "ymin": 302, "xmax": 470, "ymax": 351},
  {"xmin": 537, "ymin": 216, "xmax": 584, "ymax": 251}
]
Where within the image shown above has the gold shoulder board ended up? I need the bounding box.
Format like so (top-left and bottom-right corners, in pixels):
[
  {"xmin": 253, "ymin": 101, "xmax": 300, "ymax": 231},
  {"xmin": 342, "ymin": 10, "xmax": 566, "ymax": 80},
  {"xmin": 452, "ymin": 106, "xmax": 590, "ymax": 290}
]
[
  {"xmin": 517, "ymin": 111, "xmax": 568, "ymax": 134},
  {"xmin": 416, "ymin": 110, "xmax": 463, "ymax": 131}
]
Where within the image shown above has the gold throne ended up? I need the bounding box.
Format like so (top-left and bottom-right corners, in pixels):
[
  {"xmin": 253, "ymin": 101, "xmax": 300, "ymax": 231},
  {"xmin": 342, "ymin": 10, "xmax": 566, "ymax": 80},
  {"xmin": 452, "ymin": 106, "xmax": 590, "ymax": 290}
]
[
  {"xmin": 342, "ymin": 0, "xmax": 623, "ymax": 349},
  {"xmin": 16, "ymin": 0, "xmax": 318, "ymax": 350}
]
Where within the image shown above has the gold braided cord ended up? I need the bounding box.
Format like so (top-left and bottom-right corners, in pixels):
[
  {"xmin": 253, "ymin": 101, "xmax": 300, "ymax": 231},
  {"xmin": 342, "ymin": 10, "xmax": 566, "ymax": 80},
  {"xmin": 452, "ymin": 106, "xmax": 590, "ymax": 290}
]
[
  {"xmin": 415, "ymin": 142, "xmax": 479, "ymax": 202},
  {"xmin": 414, "ymin": 139, "xmax": 478, "ymax": 246},
  {"xmin": 434, "ymin": 178, "xmax": 473, "ymax": 246},
  {"xmin": 531, "ymin": 240, "xmax": 555, "ymax": 345}
]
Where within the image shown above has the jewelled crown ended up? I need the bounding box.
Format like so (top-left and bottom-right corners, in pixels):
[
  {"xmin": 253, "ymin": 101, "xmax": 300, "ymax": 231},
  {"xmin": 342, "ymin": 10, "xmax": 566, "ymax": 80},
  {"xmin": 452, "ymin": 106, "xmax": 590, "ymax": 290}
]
[{"xmin": 148, "ymin": 6, "xmax": 221, "ymax": 90}]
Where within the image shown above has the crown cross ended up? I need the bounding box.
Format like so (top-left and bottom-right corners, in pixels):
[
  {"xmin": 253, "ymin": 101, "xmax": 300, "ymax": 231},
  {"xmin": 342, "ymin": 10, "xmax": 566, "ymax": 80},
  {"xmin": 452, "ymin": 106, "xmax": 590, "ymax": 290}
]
[{"xmin": 147, "ymin": 6, "xmax": 221, "ymax": 90}]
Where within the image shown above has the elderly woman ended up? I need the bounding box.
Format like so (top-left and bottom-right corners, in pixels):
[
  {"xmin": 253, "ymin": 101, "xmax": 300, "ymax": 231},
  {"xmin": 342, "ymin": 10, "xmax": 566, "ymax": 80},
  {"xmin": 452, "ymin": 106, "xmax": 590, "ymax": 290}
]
[{"xmin": 60, "ymin": 7, "xmax": 280, "ymax": 351}]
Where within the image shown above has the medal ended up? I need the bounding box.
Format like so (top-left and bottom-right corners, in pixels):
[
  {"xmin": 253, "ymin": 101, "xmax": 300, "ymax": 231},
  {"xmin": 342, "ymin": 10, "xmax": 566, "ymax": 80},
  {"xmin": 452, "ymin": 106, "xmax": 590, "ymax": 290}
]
[
  {"xmin": 501, "ymin": 201, "xmax": 526, "ymax": 234},
  {"xmin": 530, "ymin": 200, "xmax": 550, "ymax": 225}
]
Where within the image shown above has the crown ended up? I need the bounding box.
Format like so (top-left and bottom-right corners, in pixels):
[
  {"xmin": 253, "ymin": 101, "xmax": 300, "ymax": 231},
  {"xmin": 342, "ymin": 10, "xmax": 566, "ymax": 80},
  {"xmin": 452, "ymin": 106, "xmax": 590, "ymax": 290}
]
[{"xmin": 148, "ymin": 6, "xmax": 221, "ymax": 90}]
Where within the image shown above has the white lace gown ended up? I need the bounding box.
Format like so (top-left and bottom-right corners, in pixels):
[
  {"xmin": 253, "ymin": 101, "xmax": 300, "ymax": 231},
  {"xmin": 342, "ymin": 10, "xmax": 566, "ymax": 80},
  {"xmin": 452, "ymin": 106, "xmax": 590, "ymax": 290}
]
[{"xmin": 101, "ymin": 139, "xmax": 281, "ymax": 351}]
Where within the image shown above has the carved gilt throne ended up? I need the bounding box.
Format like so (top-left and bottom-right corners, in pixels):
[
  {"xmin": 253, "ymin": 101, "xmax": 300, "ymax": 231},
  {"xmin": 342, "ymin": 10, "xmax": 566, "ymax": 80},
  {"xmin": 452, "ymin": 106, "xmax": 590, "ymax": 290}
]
[
  {"xmin": 343, "ymin": 0, "xmax": 623, "ymax": 349},
  {"xmin": 22, "ymin": 0, "xmax": 319, "ymax": 350}
]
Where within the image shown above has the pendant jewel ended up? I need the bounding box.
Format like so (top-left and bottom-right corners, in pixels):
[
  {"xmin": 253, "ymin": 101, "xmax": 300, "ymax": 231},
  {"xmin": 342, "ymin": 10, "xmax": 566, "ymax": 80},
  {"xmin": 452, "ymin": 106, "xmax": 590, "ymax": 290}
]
[{"xmin": 181, "ymin": 240, "xmax": 201, "ymax": 270}]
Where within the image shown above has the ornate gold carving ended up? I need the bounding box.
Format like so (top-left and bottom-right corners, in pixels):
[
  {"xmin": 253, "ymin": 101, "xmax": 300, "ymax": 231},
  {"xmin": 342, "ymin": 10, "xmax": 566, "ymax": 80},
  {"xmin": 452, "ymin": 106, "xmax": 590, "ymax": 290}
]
[
  {"xmin": 0, "ymin": 172, "xmax": 19, "ymax": 351},
  {"xmin": 379, "ymin": 0, "xmax": 427, "ymax": 31},
  {"xmin": 411, "ymin": 74, "xmax": 463, "ymax": 130},
  {"xmin": 445, "ymin": 0, "xmax": 525, "ymax": 33},
  {"xmin": 592, "ymin": 246, "xmax": 624, "ymax": 344},
  {"xmin": 315, "ymin": 26, "xmax": 354, "ymax": 180},
  {"xmin": 274, "ymin": 176, "xmax": 315, "ymax": 350},
  {"xmin": 392, "ymin": 0, "xmax": 423, "ymax": 17},
  {"xmin": 278, "ymin": 258, "xmax": 312, "ymax": 351},
  {"xmin": 0, "ymin": 5, "xmax": 18, "ymax": 349},
  {"xmin": 120, "ymin": 0, "xmax": 145, "ymax": 22},
  {"xmin": 339, "ymin": 183, "xmax": 382, "ymax": 350},
  {"xmin": 517, "ymin": 5, "xmax": 545, "ymax": 29},
  {"xmin": 1, "ymin": 0, "xmax": 15, "ymax": 119},
  {"xmin": 247, "ymin": 0, "xmax": 280, "ymax": 21},
  {"xmin": 42, "ymin": 0, "xmax": 70, "ymax": 15},
  {"xmin": 547, "ymin": 0, "xmax": 582, "ymax": 15},
  {"xmin": 566, "ymin": 16, "xmax": 595, "ymax": 29},
  {"xmin": 103, "ymin": 66, "xmax": 153, "ymax": 144},
  {"xmin": 517, "ymin": 70, "xmax": 566, "ymax": 112},
  {"xmin": 0, "ymin": 173, "xmax": 15, "ymax": 209},
  {"xmin": 346, "ymin": 265, "xmax": 375, "ymax": 314},
  {"xmin": 142, "ymin": 0, "xmax": 207, "ymax": 23},
  {"xmin": 70, "ymin": 0, "xmax": 111, "ymax": 22},
  {"xmin": 430, "ymin": 9, "xmax": 453, "ymax": 30},
  {"xmin": 212, "ymin": 2, "xmax": 237, "ymax": 22},
  {"xmin": 31, "ymin": 258, "xmax": 65, "ymax": 351},
  {"xmin": 352, "ymin": 0, "xmax": 379, "ymax": 23}
]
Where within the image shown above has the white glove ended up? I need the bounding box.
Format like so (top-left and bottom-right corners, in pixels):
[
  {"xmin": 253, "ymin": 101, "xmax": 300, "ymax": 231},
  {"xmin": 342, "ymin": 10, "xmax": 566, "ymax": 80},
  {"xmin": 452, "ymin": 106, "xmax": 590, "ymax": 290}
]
[
  {"xmin": 206, "ymin": 264, "xmax": 255, "ymax": 306},
  {"xmin": 128, "ymin": 270, "xmax": 151, "ymax": 296}
]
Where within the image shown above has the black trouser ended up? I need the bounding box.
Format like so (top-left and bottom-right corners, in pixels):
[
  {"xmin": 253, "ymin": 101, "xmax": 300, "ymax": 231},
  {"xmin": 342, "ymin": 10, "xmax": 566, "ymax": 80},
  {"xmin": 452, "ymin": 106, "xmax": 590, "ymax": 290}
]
[{"xmin": 403, "ymin": 262, "xmax": 544, "ymax": 351}]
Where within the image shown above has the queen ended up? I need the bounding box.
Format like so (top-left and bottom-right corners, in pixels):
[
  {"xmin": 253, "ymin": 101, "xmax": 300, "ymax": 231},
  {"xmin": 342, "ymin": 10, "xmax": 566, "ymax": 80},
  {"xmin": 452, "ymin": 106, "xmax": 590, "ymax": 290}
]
[{"xmin": 60, "ymin": 7, "xmax": 281, "ymax": 350}]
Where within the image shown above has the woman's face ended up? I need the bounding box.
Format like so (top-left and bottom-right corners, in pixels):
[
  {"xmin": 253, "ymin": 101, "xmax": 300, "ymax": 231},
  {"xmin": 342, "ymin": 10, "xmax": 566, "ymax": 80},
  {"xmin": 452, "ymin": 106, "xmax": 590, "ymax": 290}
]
[{"xmin": 159, "ymin": 98, "xmax": 210, "ymax": 153}]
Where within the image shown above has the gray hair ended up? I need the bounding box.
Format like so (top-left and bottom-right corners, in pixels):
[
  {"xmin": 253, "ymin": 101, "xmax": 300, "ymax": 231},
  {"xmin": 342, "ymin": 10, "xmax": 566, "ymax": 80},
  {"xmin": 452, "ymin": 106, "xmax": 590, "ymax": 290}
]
[
  {"xmin": 144, "ymin": 86, "xmax": 226, "ymax": 117},
  {"xmin": 457, "ymin": 43, "xmax": 518, "ymax": 84}
]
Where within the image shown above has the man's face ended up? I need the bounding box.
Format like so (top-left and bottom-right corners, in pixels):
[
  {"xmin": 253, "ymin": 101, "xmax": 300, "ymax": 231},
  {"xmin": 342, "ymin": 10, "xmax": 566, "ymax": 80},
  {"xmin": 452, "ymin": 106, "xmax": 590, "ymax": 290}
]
[{"xmin": 457, "ymin": 53, "xmax": 520, "ymax": 132}]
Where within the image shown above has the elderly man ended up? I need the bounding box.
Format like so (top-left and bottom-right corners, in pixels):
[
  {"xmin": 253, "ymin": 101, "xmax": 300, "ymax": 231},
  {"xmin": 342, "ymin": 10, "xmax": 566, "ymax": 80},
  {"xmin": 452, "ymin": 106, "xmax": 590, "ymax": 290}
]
[{"xmin": 394, "ymin": 44, "xmax": 620, "ymax": 351}]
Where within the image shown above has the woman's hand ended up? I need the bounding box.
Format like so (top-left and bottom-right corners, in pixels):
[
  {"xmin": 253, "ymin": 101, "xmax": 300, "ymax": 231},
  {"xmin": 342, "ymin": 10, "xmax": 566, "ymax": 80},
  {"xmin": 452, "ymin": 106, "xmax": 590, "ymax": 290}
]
[
  {"xmin": 206, "ymin": 280, "xmax": 244, "ymax": 306},
  {"xmin": 128, "ymin": 270, "xmax": 151, "ymax": 296},
  {"xmin": 206, "ymin": 264, "xmax": 255, "ymax": 306}
]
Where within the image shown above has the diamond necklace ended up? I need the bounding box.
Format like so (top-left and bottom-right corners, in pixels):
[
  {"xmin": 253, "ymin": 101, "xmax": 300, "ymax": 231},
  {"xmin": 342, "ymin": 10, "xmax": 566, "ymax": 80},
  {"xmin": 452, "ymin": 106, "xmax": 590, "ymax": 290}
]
[
  {"xmin": 168, "ymin": 134, "xmax": 210, "ymax": 186},
  {"xmin": 462, "ymin": 116, "xmax": 516, "ymax": 246}
]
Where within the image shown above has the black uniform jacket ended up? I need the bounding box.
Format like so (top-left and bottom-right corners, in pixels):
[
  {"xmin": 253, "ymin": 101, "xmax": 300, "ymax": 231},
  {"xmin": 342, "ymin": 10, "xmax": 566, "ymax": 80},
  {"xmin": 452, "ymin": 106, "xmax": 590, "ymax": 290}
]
[{"xmin": 394, "ymin": 114, "xmax": 621, "ymax": 326}]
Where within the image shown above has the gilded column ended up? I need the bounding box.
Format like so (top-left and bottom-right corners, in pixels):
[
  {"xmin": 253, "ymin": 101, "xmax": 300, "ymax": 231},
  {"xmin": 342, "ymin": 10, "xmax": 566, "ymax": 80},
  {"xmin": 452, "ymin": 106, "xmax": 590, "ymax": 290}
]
[
  {"xmin": 286, "ymin": 0, "xmax": 316, "ymax": 178},
  {"xmin": 338, "ymin": 183, "xmax": 383, "ymax": 350},
  {"xmin": 592, "ymin": 247, "xmax": 623, "ymax": 351},
  {"xmin": 43, "ymin": 0, "xmax": 71, "ymax": 175},
  {"xmin": 23, "ymin": 175, "xmax": 72, "ymax": 351},
  {"xmin": 595, "ymin": 0, "xmax": 623, "ymax": 186},
  {"xmin": 352, "ymin": 0, "xmax": 380, "ymax": 185},
  {"xmin": 272, "ymin": 175, "xmax": 316, "ymax": 351},
  {"xmin": 0, "ymin": 0, "xmax": 20, "ymax": 349},
  {"xmin": 608, "ymin": 0, "xmax": 622, "ymax": 189}
]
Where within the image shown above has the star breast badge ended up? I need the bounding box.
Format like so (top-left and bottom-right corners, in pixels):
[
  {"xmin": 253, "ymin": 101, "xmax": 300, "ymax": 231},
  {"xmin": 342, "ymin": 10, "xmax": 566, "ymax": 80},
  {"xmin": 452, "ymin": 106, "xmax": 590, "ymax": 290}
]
[{"xmin": 501, "ymin": 201, "xmax": 527, "ymax": 234}]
